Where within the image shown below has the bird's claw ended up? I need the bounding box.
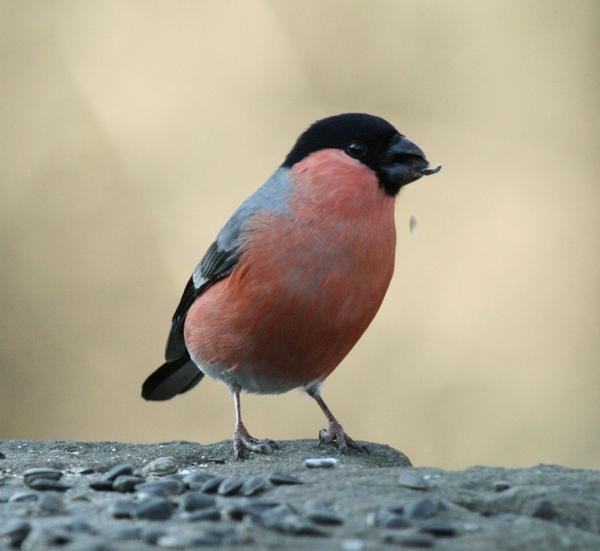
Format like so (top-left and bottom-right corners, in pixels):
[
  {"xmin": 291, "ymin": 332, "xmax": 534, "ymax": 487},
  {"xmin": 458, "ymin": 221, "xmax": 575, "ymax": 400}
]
[
  {"xmin": 317, "ymin": 421, "xmax": 369, "ymax": 454},
  {"xmin": 232, "ymin": 427, "xmax": 279, "ymax": 460}
]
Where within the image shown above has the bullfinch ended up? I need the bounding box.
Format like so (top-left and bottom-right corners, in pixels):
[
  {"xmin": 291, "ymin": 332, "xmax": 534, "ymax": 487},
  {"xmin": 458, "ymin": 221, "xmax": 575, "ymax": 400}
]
[{"xmin": 142, "ymin": 113, "xmax": 441, "ymax": 459}]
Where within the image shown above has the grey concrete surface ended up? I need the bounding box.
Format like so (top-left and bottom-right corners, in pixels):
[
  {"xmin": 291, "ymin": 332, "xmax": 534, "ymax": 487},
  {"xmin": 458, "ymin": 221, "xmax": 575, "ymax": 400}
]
[{"xmin": 1, "ymin": 440, "xmax": 599, "ymax": 550}]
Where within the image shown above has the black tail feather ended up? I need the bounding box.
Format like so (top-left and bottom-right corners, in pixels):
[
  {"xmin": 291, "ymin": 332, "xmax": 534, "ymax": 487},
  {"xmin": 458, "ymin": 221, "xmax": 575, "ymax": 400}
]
[{"xmin": 142, "ymin": 355, "xmax": 204, "ymax": 401}]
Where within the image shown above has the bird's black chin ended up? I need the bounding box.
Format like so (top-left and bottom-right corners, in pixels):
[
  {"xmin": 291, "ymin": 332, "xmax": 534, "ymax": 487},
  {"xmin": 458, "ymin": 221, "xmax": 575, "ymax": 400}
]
[{"xmin": 380, "ymin": 134, "xmax": 441, "ymax": 196}]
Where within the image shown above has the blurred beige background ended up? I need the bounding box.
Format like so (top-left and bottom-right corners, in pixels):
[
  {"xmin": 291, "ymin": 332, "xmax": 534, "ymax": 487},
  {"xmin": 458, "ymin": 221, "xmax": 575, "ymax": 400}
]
[{"xmin": 1, "ymin": 0, "xmax": 598, "ymax": 470}]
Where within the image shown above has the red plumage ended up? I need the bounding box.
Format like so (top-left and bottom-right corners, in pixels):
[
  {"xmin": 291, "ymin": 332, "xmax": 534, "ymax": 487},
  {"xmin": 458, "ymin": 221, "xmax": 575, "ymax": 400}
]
[{"xmin": 184, "ymin": 150, "xmax": 396, "ymax": 393}]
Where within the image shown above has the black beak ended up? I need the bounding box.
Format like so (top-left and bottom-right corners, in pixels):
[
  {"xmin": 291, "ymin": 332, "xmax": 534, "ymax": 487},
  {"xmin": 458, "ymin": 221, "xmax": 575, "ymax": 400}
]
[{"xmin": 381, "ymin": 134, "xmax": 441, "ymax": 195}]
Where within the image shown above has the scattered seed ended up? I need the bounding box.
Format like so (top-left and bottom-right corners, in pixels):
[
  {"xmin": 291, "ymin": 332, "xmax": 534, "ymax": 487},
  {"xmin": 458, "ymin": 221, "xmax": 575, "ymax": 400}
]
[
  {"xmin": 189, "ymin": 530, "xmax": 226, "ymax": 546},
  {"xmin": 182, "ymin": 472, "xmax": 214, "ymax": 490},
  {"xmin": 385, "ymin": 503, "xmax": 406, "ymax": 515},
  {"xmin": 185, "ymin": 507, "xmax": 222, "ymax": 522},
  {"xmin": 28, "ymin": 479, "xmax": 72, "ymax": 492},
  {"xmin": 261, "ymin": 503, "xmax": 298, "ymax": 524},
  {"xmin": 9, "ymin": 491, "xmax": 39, "ymax": 503},
  {"xmin": 223, "ymin": 504, "xmax": 252, "ymax": 522},
  {"xmin": 218, "ymin": 476, "xmax": 243, "ymax": 496},
  {"xmin": 420, "ymin": 519, "xmax": 457, "ymax": 537},
  {"xmin": 409, "ymin": 215, "xmax": 418, "ymax": 233},
  {"xmin": 69, "ymin": 492, "xmax": 92, "ymax": 502},
  {"xmin": 157, "ymin": 534, "xmax": 191, "ymax": 548},
  {"xmin": 103, "ymin": 526, "xmax": 141, "ymax": 541},
  {"xmin": 142, "ymin": 528, "xmax": 168, "ymax": 545},
  {"xmin": 241, "ymin": 477, "xmax": 267, "ymax": 496},
  {"xmin": 141, "ymin": 457, "xmax": 177, "ymax": 477},
  {"xmin": 383, "ymin": 529, "xmax": 435, "ymax": 548},
  {"xmin": 73, "ymin": 467, "xmax": 95, "ymax": 475},
  {"xmin": 407, "ymin": 498, "xmax": 438, "ymax": 520},
  {"xmin": 136, "ymin": 479, "xmax": 185, "ymax": 497},
  {"xmin": 368, "ymin": 506, "xmax": 398, "ymax": 527},
  {"xmin": 383, "ymin": 514, "xmax": 411, "ymax": 529},
  {"xmin": 23, "ymin": 467, "xmax": 63, "ymax": 484},
  {"xmin": 269, "ymin": 472, "xmax": 302, "ymax": 485},
  {"xmin": 89, "ymin": 480, "xmax": 115, "ymax": 492},
  {"xmin": 112, "ymin": 475, "xmax": 145, "ymax": 493},
  {"xmin": 265, "ymin": 513, "xmax": 326, "ymax": 536},
  {"xmin": 304, "ymin": 457, "xmax": 338, "ymax": 469},
  {"xmin": 200, "ymin": 476, "xmax": 226, "ymax": 494},
  {"xmin": 135, "ymin": 497, "xmax": 173, "ymax": 521},
  {"xmin": 306, "ymin": 510, "xmax": 344, "ymax": 526},
  {"xmin": 101, "ymin": 464, "xmax": 133, "ymax": 482},
  {"xmin": 181, "ymin": 492, "xmax": 216, "ymax": 512},
  {"xmin": 0, "ymin": 520, "xmax": 31, "ymax": 548},
  {"xmin": 398, "ymin": 471, "xmax": 428, "ymax": 490},
  {"xmin": 523, "ymin": 498, "xmax": 556, "ymax": 520},
  {"xmin": 342, "ymin": 539, "xmax": 365, "ymax": 551},
  {"xmin": 243, "ymin": 500, "xmax": 283, "ymax": 516},
  {"xmin": 30, "ymin": 527, "xmax": 72, "ymax": 547},
  {"xmin": 493, "ymin": 481, "xmax": 511, "ymax": 492},
  {"xmin": 110, "ymin": 499, "xmax": 137, "ymax": 519}
]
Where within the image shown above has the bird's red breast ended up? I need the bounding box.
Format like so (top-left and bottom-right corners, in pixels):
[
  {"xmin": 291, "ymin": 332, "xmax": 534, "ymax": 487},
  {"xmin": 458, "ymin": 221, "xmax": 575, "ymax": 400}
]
[{"xmin": 184, "ymin": 149, "xmax": 396, "ymax": 393}]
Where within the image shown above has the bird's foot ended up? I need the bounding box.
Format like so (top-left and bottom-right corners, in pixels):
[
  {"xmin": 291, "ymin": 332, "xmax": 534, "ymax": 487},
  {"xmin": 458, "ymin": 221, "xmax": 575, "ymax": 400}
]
[
  {"xmin": 318, "ymin": 421, "xmax": 369, "ymax": 454},
  {"xmin": 232, "ymin": 425, "xmax": 279, "ymax": 460}
]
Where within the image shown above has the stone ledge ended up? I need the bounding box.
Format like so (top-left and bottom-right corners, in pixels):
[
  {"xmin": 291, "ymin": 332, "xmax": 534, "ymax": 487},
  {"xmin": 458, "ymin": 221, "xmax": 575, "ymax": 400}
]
[{"xmin": 1, "ymin": 440, "xmax": 599, "ymax": 550}]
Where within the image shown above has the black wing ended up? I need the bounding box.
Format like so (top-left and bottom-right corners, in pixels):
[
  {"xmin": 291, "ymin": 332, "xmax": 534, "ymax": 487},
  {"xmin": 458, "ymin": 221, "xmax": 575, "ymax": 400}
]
[
  {"xmin": 142, "ymin": 164, "xmax": 294, "ymax": 401},
  {"xmin": 165, "ymin": 241, "xmax": 239, "ymax": 361},
  {"xmin": 141, "ymin": 240, "xmax": 239, "ymax": 401},
  {"xmin": 141, "ymin": 356, "xmax": 204, "ymax": 401}
]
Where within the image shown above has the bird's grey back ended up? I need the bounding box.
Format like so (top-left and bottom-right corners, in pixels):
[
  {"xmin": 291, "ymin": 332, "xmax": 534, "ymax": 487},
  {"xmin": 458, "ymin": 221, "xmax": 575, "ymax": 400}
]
[{"xmin": 192, "ymin": 167, "xmax": 293, "ymax": 288}]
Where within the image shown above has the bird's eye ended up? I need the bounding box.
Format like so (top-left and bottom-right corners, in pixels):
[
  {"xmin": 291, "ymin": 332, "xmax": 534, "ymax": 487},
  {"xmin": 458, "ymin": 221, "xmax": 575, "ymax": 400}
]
[{"xmin": 346, "ymin": 141, "xmax": 368, "ymax": 159}]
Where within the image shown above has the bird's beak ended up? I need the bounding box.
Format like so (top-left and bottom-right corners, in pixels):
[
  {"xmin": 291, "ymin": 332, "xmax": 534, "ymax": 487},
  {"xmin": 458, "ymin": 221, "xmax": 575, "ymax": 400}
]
[{"xmin": 382, "ymin": 134, "xmax": 442, "ymax": 192}]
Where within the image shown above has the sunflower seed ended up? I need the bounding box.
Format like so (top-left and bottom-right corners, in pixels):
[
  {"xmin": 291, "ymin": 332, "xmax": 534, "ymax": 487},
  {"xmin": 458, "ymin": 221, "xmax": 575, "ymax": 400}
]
[
  {"xmin": 135, "ymin": 497, "xmax": 173, "ymax": 520},
  {"xmin": 420, "ymin": 519, "xmax": 457, "ymax": 537},
  {"xmin": 141, "ymin": 457, "xmax": 177, "ymax": 477},
  {"xmin": 269, "ymin": 472, "xmax": 302, "ymax": 485},
  {"xmin": 407, "ymin": 498, "xmax": 437, "ymax": 520},
  {"xmin": 181, "ymin": 492, "xmax": 216, "ymax": 512},
  {"xmin": 185, "ymin": 507, "xmax": 222, "ymax": 522},
  {"xmin": 304, "ymin": 457, "xmax": 338, "ymax": 469},
  {"xmin": 383, "ymin": 530, "xmax": 435, "ymax": 547},
  {"xmin": 218, "ymin": 476, "xmax": 243, "ymax": 496},
  {"xmin": 241, "ymin": 477, "xmax": 267, "ymax": 496},
  {"xmin": 112, "ymin": 475, "xmax": 145, "ymax": 492},
  {"xmin": 102, "ymin": 464, "xmax": 133, "ymax": 482},
  {"xmin": 28, "ymin": 478, "xmax": 71, "ymax": 492},
  {"xmin": 398, "ymin": 471, "xmax": 428, "ymax": 490},
  {"xmin": 199, "ymin": 476, "xmax": 225, "ymax": 494},
  {"xmin": 23, "ymin": 468, "xmax": 63, "ymax": 485}
]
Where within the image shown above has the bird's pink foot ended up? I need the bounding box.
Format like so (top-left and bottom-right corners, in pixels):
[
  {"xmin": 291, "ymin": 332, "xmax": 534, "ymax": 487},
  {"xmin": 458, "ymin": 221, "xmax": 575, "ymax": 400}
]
[
  {"xmin": 232, "ymin": 424, "xmax": 279, "ymax": 460},
  {"xmin": 318, "ymin": 421, "xmax": 369, "ymax": 454}
]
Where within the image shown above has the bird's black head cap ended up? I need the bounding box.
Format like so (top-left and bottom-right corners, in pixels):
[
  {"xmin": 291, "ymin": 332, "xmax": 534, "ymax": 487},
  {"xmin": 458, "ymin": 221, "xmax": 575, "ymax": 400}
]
[
  {"xmin": 283, "ymin": 113, "xmax": 397, "ymax": 171},
  {"xmin": 282, "ymin": 113, "xmax": 440, "ymax": 196}
]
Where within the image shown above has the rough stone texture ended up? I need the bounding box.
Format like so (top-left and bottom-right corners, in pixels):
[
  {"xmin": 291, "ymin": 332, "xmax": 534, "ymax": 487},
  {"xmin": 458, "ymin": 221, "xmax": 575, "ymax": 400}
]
[{"xmin": 0, "ymin": 439, "xmax": 599, "ymax": 550}]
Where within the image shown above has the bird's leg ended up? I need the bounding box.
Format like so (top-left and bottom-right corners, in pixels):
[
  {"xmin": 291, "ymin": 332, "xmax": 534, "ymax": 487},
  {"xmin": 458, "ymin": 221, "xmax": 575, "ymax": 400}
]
[
  {"xmin": 231, "ymin": 390, "xmax": 279, "ymax": 460},
  {"xmin": 306, "ymin": 386, "xmax": 369, "ymax": 454}
]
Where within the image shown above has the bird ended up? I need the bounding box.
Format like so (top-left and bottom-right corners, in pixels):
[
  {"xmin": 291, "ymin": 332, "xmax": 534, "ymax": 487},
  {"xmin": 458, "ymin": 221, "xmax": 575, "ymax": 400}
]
[{"xmin": 142, "ymin": 113, "xmax": 441, "ymax": 459}]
